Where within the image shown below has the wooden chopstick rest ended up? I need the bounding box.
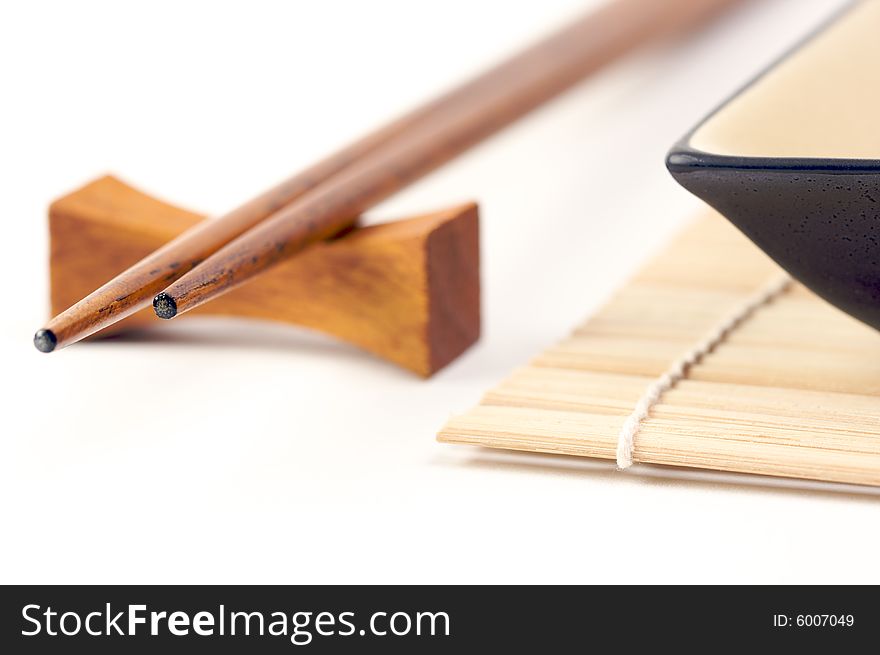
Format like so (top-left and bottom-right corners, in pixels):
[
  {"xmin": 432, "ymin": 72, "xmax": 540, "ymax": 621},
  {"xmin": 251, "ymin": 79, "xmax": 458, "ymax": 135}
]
[{"xmin": 48, "ymin": 176, "xmax": 480, "ymax": 377}]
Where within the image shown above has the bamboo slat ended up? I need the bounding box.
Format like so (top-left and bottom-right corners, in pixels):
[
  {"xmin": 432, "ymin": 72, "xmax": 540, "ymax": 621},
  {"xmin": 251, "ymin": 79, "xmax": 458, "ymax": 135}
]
[{"xmin": 438, "ymin": 213, "xmax": 880, "ymax": 486}]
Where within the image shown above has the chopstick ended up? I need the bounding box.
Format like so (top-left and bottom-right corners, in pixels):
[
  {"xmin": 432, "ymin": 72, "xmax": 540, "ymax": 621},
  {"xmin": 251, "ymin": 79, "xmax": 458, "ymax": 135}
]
[{"xmin": 35, "ymin": 0, "xmax": 744, "ymax": 352}]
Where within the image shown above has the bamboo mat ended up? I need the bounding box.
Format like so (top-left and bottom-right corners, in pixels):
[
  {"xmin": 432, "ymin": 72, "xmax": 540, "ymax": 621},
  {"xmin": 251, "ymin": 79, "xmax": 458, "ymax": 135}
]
[{"xmin": 439, "ymin": 213, "xmax": 880, "ymax": 486}]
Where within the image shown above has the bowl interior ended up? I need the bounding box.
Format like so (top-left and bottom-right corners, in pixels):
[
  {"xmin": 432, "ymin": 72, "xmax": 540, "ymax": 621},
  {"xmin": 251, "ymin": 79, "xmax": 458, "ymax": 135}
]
[{"xmin": 689, "ymin": 0, "xmax": 880, "ymax": 161}]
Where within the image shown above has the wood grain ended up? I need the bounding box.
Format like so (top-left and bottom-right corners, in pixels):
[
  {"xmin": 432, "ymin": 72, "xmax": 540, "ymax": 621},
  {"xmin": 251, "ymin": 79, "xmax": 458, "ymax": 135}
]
[
  {"xmin": 49, "ymin": 176, "xmax": 480, "ymax": 377},
  {"xmin": 438, "ymin": 213, "xmax": 880, "ymax": 486}
]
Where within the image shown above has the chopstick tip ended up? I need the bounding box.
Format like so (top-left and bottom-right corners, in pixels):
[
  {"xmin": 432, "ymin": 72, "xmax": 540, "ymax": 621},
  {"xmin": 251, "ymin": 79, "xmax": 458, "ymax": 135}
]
[
  {"xmin": 33, "ymin": 329, "xmax": 57, "ymax": 353},
  {"xmin": 152, "ymin": 293, "xmax": 178, "ymax": 320}
]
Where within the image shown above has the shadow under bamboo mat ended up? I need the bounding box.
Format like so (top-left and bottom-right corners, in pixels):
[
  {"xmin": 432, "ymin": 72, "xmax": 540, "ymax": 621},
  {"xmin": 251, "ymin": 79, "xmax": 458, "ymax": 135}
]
[{"xmin": 439, "ymin": 213, "xmax": 880, "ymax": 486}]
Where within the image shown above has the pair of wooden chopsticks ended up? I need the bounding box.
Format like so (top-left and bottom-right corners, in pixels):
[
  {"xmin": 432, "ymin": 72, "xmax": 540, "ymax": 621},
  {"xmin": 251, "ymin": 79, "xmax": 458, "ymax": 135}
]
[{"xmin": 34, "ymin": 0, "xmax": 745, "ymax": 354}]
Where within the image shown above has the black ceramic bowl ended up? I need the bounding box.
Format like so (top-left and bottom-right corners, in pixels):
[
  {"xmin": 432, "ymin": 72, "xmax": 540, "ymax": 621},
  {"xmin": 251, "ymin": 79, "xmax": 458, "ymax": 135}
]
[{"xmin": 667, "ymin": 0, "xmax": 880, "ymax": 331}]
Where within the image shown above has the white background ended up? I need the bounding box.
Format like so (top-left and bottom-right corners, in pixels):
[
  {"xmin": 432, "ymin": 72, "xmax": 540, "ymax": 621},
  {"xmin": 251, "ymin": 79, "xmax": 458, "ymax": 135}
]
[{"xmin": 2, "ymin": 0, "xmax": 876, "ymax": 584}]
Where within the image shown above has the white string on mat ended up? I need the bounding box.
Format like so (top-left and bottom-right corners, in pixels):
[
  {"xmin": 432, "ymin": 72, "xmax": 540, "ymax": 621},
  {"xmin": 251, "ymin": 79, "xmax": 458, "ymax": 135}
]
[{"xmin": 615, "ymin": 273, "xmax": 793, "ymax": 469}]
